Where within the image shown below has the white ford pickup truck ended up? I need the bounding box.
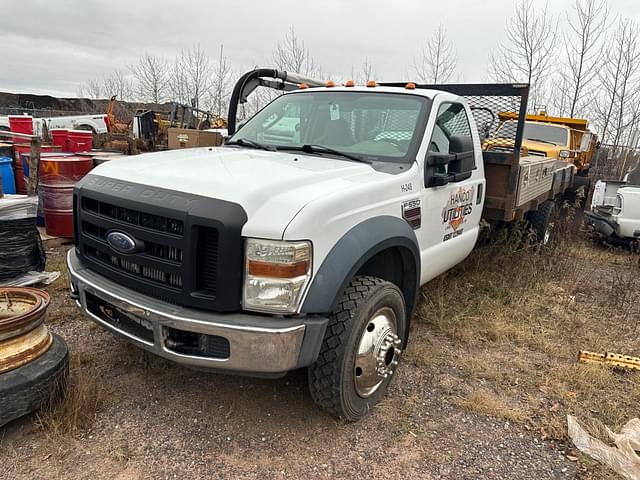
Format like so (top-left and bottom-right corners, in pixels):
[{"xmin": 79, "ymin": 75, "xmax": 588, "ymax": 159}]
[
  {"xmin": 0, "ymin": 113, "xmax": 109, "ymax": 135},
  {"xmin": 586, "ymin": 164, "xmax": 640, "ymax": 244},
  {"xmin": 67, "ymin": 69, "xmax": 577, "ymax": 420}
]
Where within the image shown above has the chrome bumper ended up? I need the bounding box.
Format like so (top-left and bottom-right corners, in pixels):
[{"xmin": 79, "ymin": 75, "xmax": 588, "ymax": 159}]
[{"xmin": 66, "ymin": 249, "xmax": 326, "ymax": 374}]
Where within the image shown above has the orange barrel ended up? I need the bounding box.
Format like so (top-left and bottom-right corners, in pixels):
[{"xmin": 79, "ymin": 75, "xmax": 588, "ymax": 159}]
[
  {"xmin": 50, "ymin": 129, "xmax": 69, "ymax": 151},
  {"xmin": 67, "ymin": 130, "xmax": 93, "ymax": 153},
  {"xmin": 40, "ymin": 156, "xmax": 93, "ymax": 237}
]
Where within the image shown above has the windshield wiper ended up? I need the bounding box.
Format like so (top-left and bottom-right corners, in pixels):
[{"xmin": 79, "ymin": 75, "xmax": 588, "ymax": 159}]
[
  {"xmin": 277, "ymin": 144, "xmax": 372, "ymax": 165},
  {"xmin": 526, "ymin": 138, "xmax": 556, "ymax": 145},
  {"xmin": 225, "ymin": 138, "xmax": 276, "ymax": 151}
]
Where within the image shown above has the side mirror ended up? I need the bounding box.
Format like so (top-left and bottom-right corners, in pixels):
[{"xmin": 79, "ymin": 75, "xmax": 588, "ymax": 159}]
[
  {"xmin": 424, "ymin": 135, "xmax": 475, "ymax": 187},
  {"xmin": 427, "ymin": 152, "xmax": 456, "ymax": 166},
  {"xmin": 424, "ymin": 152, "xmax": 454, "ymax": 187},
  {"xmin": 427, "ymin": 172, "xmax": 451, "ymax": 187}
]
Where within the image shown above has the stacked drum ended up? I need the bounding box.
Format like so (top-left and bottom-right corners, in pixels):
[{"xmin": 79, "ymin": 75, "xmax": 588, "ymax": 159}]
[
  {"xmin": 8, "ymin": 116, "xmax": 34, "ymax": 194},
  {"xmin": 39, "ymin": 156, "xmax": 93, "ymax": 237}
]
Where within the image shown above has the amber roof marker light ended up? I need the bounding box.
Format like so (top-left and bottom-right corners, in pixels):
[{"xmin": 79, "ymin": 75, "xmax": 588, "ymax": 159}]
[
  {"xmin": 326, "ymin": 80, "xmax": 336, "ymax": 88},
  {"xmin": 344, "ymin": 80, "xmax": 355, "ymax": 87},
  {"xmin": 405, "ymin": 82, "xmax": 416, "ymax": 90},
  {"xmin": 367, "ymin": 80, "xmax": 377, "ymax": 87}
]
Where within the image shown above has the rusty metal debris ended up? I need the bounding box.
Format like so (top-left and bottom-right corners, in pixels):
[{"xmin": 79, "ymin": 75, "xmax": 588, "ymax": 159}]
[
  {"xmin": 0, "ymin": 287, "xmax": 53, "ymax": 373},
  {"xmin": 578, "ymin": 350, "xmax": 640, "ymax": 371}
]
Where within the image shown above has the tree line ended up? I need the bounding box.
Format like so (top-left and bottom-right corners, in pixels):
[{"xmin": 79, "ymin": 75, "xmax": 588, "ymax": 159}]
[{"xmin": 79, "ymin": 0, "xmax": 638, "ymax": 152}]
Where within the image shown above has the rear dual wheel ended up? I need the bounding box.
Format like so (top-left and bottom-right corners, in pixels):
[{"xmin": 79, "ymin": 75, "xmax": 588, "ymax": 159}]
[{"xmin": 308, "ymin": 276, "xmax": 406, "ymax": 421}]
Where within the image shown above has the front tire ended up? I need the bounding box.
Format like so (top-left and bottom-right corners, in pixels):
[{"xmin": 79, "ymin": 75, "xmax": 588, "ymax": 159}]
[
  {"xmin": 529, "ymin": 200, "xmax": 556, "ymax": 244},
  {"xmin": 308, "ymin": 276, "xmax": 406, "ymax": 421}
]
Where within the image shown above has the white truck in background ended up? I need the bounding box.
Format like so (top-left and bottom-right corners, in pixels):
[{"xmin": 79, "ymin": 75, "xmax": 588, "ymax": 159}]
[
  {"xmin": 586, "ymin": 164, "xmax": 640, "ymax": 244},
  {"xmin": 0, "ymin": 113, "xmax": 109, "ymax": 135},
  {"xmin": 66, "ymin": 69, "xmax": 579, "ymax": 421}
]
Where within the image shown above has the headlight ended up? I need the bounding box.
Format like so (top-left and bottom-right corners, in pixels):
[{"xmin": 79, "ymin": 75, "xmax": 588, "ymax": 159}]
[
  {"xmin": 559, "ymin": 150, "xmax": 570, "ymax": 158},
  {"xmin": 242, "ymin": 238, "xmax": 312, "ymax": 313}
]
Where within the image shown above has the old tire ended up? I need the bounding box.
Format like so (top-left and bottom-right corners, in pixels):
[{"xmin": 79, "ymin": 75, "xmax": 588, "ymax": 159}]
[
  {"xmin": 0, "ymin": 333, "xmax": 69, "ymax": 427},
  {"xmin": 308, "ymin": 276, "xmax": 406, "ymax": 421},
  {"xmin": 529, "ymin": 200, "xmax": 556, "ymax": 244}
]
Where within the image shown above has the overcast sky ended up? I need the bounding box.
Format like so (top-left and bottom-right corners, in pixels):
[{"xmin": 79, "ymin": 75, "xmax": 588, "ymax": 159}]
[{"xmin": 2, "ymin": 0, "xmax": 639, "ymax": 97}]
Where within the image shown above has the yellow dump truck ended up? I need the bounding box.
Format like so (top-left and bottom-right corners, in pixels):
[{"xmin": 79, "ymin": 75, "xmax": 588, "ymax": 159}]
[{"xmin": 486, "ymin": 111, "xmax": 598, "ymax": 174}]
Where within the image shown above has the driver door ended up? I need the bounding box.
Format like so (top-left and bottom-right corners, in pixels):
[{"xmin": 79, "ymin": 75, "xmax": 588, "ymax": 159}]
[{"xmin": 419, "ymin": 101, "xmax": 485, "ymax": 281}]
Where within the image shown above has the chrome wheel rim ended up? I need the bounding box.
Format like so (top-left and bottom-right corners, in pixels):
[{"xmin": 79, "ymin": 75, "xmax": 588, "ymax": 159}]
[
  {"xmin": 543, "ymin": 222, "xmax": 554, "ymax": 245},
  {"xmin": 353, "ymin": 307, "xmax": 402, "ymax": 398}
]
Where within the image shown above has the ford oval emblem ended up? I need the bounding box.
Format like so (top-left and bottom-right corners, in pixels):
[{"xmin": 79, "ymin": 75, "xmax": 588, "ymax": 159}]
[{"xmin": 106, "ymin": 231, "xmax": 139, "ymax": 254}]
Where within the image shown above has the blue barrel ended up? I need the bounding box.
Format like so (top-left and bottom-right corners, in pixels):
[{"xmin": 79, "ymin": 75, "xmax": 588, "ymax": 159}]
[{"xmin": 0, "ymin": 156, "xmax": 16, "ymax": 194}]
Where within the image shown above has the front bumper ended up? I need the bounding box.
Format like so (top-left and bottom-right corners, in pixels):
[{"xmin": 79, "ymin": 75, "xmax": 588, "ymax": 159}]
[{"xmin": 66, "ymin": 249, "xmax": 327, "ymax": 375}]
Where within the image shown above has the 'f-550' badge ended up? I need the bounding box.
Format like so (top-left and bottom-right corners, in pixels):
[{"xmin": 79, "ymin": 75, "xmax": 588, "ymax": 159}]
[
  {"xmin": 402, "ymin": 199, "xmax": 421, "ymax": 229},
  {"xmin": 442, "ymin": 186, "xmax": 474, "ymax": 240}
]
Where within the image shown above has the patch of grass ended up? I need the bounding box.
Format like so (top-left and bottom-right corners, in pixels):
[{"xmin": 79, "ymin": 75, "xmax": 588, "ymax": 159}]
[
  {"xmin": 36, "ymin": 354, "xmax": 106, "ymax": 437},
  {"xmin": 452, "ymin": 389, "xmax": 529, "ymax": 423},
  {"xmin": 413, "ymin": 213, "xmax": 640, "ymax": 443}
]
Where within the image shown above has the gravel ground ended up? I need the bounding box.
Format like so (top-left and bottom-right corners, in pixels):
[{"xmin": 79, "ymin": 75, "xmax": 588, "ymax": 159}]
[{"xmin": 0, "ymin": 244, "xmax": 615, "ymax": 479}]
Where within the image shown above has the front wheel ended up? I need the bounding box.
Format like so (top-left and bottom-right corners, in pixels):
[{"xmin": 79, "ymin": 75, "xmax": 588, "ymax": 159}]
[
  {"xmin": 308, "ymin": 275, "xmax": 406, "ymax": 421},
  {"xmin": 529, "ymin": 200, "xmax": 556, "ymax": 244}
]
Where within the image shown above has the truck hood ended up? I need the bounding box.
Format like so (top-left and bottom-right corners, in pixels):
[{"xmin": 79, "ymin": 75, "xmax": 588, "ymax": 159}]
[
  {"xmin": 485, "ymin": 138, "xmax": 563, "ymax": 155},
  {"xmin": 521, "ymin": 140, "xmax": 563, "ymax": 154},
  {"xmin": 87, "ymin": 146, "xmax": 380, "ymax": 239}
]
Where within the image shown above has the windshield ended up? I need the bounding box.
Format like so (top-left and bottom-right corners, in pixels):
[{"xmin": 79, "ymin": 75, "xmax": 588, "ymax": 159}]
[
  {"xmin": 229, "ymin": 91, "xmax": 429, "ymax": 163},
  {"xmin": 497, "ymin": 120, "xmax": 569, "ymax": 146}
]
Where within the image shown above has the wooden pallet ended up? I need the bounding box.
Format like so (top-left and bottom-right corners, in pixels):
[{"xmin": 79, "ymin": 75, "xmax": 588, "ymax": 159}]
[{"xmin": 38, "ymin": 227, "xmax": 73, "ymax": 248}]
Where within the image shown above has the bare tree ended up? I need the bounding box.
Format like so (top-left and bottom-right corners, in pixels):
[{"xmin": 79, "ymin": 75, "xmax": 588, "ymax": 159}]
[
  {"xmin": 547, "ymin": 63, "xmax": 574, "ymax": 117},
  {"xmin": 413, "ymin": 25, "xmax": 457, "ymax": 83},
  {"xmin": 211, "ymin": 44, "xmax": 233, "ymax": 117},
  {"xmin": 170, "ymin": 44, "xmax": 214, "ymax": 109},
  {"xmin": 489, "ymin": 0, "xmax": 558, "ymax": 107},
  {"xmin": 273, "ymin": 26, "xmax": 322, "ymax": 77},
  {"xmin": 101, "ymin": 71, "xmax": 135, "ymax": 102},
  {"xmin": 242, "ymin": 28, "xmax": 323, "ymax": 119},
  {"xmin": 131, "ymin": 53, "xmax": 170, "ymax": 104},
  {"xmin": 77, "ymin": 78, "xmax": 103, "ymax": 99},
  {"xmin": 563, "ymin": 0, "xmax": 609, "ymax": 117},
  {"xmin": 594, "ymin": 18, "xmax": 640, "ymax": 147},
  {"xmin": 361, "ymin": 57, "xmax": 376, "ymax": 83}
]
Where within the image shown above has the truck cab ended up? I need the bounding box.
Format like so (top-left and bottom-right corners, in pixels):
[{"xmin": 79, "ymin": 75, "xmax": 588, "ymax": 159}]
[
  {"xmin": 67, "ymin": 69, "xmax": 573, "ymax": 420},
  {"xmin": 486, "ymin": 111, "xmax": 598, "ymax": 174}
]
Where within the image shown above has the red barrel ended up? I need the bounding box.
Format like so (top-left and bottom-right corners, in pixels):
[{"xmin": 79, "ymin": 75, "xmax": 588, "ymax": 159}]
[
  {"xmin": 13, "ymin": 146, "xmax": 30, "ymax": 194},
  {"xmin": 15, "ymin": 146, "xmax": 62, "ymax": 194},
  {"xmin": 67, "ymin": 130, "xmax": 93, "ymax": 153},
  {"xmin": 8, "ymin": 115, "xmax": 33, "ymax": 144},
  {"xmin": 40, "ymin": 156, "xmax": 93, "ymax": 237},
  {"xmin": 50, "ymin": 129, "xmax": 69, "ymax": 151}
]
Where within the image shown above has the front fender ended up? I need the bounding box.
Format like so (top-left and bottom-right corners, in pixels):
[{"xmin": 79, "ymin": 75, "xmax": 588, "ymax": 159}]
[{"xmin": 301, "ymin": 215, "xmax": 420, "ymax": 316}]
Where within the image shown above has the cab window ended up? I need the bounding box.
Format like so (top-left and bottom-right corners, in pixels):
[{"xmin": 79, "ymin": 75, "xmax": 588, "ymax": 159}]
[{"xmin": 429, "ymin": 102, "xmax": 475, "ymax": 170}]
